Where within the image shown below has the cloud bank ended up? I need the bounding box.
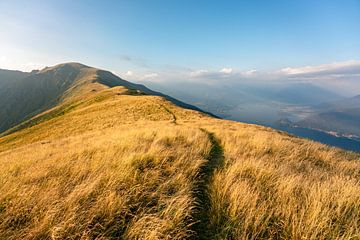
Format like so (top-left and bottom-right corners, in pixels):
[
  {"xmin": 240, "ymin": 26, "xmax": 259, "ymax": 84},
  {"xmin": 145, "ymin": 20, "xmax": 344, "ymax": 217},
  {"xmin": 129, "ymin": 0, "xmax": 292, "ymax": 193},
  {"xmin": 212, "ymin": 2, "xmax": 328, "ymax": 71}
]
[
  {"xmin": 129, "ymin": 60, "xmax": 360, "ymax": 95},
  {"xmin": 280, "ymin": 60, "xmax": 360, "ymax": 78}
]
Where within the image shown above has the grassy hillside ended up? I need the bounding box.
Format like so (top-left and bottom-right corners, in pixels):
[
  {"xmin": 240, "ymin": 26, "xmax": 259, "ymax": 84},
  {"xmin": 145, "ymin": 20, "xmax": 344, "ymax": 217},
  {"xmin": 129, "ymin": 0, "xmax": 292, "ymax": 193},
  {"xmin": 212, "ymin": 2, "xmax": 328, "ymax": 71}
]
[
  {"xmin": 0, "ymin": 63, "xmax": 210, "ymax": 134},
  {"xmin": 0, "ymin": 68, "xmax": 360, "ymax": 239}
]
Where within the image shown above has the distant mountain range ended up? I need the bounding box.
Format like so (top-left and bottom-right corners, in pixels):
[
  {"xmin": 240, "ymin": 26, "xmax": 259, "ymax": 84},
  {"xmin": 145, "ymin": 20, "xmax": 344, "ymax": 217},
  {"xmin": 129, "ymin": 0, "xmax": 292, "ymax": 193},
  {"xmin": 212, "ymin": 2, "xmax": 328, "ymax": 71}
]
[
  {"xmin": 143, "ymin": 81, "xmax": 346, "ymax": 123},
  {"xmin": 142, "ymin": 79, "xmax": 360, "ymax": 151},
  {"xmin": 297, "ymin": 95, "xmax": 360, "ymax": 138},
  {"xmin": 272, "ymin": 83, "xmax": 343, "ymax": 105}
]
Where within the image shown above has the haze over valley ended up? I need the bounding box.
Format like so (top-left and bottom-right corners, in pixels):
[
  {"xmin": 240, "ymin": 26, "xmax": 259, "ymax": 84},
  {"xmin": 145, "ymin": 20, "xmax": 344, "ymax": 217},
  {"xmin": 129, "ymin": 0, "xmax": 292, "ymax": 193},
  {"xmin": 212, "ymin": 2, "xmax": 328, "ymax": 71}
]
[{"xmin": 140, "ymin": 63, "xmax": 360, "ymax": 151}]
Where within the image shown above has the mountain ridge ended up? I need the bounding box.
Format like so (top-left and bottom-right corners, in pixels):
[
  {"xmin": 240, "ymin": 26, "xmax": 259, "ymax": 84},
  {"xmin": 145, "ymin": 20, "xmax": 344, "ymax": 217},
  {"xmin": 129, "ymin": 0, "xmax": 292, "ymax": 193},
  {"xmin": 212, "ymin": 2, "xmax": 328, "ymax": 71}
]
[{"xmin": 0, "ymin": 62, "xmax": 215, "ymax": 134}]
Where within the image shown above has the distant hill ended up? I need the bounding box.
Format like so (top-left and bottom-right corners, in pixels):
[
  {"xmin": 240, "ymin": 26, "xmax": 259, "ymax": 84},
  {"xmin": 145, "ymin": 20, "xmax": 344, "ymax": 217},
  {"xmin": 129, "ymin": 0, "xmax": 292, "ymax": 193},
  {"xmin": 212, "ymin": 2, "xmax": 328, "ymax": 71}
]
[
  {"xmin": 0, "ymin": 63, "xmax": 211, "ymax": 133},
  {"xmin": 0, "ymin": 63, "xmax": 359, "ymax": 239},
  {"xmin": 297, "ymin": 95, "xmax": 360, "ymax": 138},
  {"xmin": 273, "ymin": 83, "xmax": 343, "ymax": 105},
  {"xmin": 316, "ymin": 94, "xmax": 360, "ymax": 110}
]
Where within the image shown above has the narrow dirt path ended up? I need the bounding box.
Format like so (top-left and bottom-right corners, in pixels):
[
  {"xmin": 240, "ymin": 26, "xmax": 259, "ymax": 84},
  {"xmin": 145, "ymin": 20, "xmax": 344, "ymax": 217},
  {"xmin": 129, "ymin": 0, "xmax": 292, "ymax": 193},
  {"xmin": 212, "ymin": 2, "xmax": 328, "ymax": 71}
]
[
  {"xmin": 190, "ymin": 129, "xmax": 224, "ymax": 240},
  {"xmin": 160, "ymin": 104, "xmax": 177, "ymax": 124},
  {"xmin": 148, "ymin": 99, "xmax": 177, "ymax": 124}
]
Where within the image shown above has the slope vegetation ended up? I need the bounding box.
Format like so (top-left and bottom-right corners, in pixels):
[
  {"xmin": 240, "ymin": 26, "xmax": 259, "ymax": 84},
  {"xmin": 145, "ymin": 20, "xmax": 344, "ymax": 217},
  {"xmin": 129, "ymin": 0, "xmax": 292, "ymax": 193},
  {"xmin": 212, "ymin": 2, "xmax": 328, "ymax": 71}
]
[
  {"xmin": 0, "ymin": 63, "xmax": 209, "ymax": 134},
  {"xmin": 0, "ymin": 64, "xmax": 359, "ymax": 239}
]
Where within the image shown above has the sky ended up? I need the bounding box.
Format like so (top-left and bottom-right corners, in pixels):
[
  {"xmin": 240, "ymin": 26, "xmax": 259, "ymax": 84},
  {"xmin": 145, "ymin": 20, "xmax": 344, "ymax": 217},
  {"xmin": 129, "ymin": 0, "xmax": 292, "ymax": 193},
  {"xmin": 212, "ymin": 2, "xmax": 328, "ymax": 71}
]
[{"xmin": 0, "ymin": 0, "xmax": 360, "ymax": 94}]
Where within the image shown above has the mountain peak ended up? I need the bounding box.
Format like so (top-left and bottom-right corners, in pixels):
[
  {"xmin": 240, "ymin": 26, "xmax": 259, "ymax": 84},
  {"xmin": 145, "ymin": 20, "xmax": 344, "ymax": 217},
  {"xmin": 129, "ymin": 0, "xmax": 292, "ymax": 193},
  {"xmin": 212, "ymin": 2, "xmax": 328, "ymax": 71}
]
[{"xmin": 39, "ymin": 62, "xmax": 91, "ymax": 73}]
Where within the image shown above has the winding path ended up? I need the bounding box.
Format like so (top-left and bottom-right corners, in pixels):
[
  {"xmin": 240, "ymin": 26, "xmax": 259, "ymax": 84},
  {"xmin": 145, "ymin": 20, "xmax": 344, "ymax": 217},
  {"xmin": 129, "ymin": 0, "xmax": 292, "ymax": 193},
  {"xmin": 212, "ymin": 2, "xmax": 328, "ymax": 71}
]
[{"xmin": 191, "ymin": 129, "xmax": 225, "ymax": 240}]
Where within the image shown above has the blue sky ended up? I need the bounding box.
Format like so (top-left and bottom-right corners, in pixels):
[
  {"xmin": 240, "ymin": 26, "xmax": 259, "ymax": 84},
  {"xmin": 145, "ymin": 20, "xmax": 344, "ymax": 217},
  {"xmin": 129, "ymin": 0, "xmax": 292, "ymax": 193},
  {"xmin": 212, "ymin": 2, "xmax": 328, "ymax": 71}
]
[{"xmin": 0, "ymin": 0, "xmax": 360, "ymax": 93}]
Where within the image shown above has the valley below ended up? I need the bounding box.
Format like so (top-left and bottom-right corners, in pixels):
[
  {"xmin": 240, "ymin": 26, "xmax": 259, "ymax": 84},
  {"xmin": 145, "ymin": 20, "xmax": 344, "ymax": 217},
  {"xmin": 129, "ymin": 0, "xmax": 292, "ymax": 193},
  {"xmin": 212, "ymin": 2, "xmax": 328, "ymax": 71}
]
[{"xmin": 145, "ymin": 82, "xmax": 360, "ymax": 153}]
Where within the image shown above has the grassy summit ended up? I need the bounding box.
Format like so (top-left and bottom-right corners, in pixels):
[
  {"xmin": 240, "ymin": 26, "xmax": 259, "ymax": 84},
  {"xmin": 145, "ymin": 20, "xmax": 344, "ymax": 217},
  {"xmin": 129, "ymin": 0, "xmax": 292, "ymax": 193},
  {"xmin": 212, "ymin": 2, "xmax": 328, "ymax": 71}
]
[{"xmin": 0, "ymin": 63, "xmax": 359, "ymax": 239}]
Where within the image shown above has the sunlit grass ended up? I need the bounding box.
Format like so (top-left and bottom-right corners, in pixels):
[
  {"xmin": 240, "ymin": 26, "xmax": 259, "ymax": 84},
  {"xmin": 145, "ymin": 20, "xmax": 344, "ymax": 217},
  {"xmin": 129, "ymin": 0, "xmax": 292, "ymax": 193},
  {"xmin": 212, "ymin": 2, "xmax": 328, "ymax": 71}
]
[
  {"xmin": 0, "ymin": 87, "xmax": 359, "ymax": 239},
  {"xmin": 0, "ymin": 125, "xmax": 211, "ymax": 239},
  {"xmin": 203, "ymin": 121, "xmax": 360, "ymax": 239}
]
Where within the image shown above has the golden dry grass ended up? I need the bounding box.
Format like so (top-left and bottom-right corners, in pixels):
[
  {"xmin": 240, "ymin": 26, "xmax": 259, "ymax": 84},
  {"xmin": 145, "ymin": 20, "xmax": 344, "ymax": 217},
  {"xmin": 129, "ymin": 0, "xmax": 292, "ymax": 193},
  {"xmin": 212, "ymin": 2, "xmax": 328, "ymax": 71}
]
[
  {"xmin": 200, "ymin": 121, "xmax": 360, "ymax": 239},
  {"xmin": 0, "ymin": 87, "xmax": 360, "ymax": 239},
  {"xmin": 0, "ymin": 125, "xmax": 211, "ymax": 239}
]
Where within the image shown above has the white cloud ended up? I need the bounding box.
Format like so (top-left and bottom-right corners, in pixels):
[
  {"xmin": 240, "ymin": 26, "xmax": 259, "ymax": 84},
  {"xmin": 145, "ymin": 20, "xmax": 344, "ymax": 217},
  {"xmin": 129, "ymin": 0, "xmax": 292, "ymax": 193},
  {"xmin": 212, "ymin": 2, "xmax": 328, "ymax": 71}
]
[
  {"xmin": 0, "ymin": 56, "xmax": 46, "ymax": 72},
  {"xmin": 219, "ymin": 68, "xmax": 233, "ymax": 74},
  {"xmin": 189, "ymin": 67, "xmax": 260, "ymax": 81},
  {"xmin": 281, "ymin": 60, "xmax": 360, "ymax": 76},
  {"xmin": 23, "ymin": 62, "xmax": 47, "ymax": 71},
  {"xmin": 125, "ymin": 70, "xmax": 133, "ymax": 77},
  {"xmin": 190, "ymin": 68, "xmax": 236, "ymax": 79},
  {"xmin": 190, "ymin": 69, "xmax": 208, "ymax": 77},
  {"xmin": 119, "ymin": 70, "xmax": 162, "ymax": 82},
  {"xmin": 143, "ymin": 72, "xmax": 159, "ymax": 79},
  {"xmin": 133, "ymin": 60, "xmax": 360, "ymax": 95},
  {"xmin": 242, "ymin": 69, "xmax": 258, "ymax": 76}
]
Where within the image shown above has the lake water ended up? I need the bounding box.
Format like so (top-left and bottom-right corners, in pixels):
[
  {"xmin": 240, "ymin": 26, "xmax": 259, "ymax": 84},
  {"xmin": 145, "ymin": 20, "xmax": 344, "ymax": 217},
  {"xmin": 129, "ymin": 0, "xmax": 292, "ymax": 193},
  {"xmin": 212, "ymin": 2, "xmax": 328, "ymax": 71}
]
[
  {"xmin": 224, "ymin": 105, "xmax": 360, "ymax": 153},
  {"xmin": 273, "ymin": 125, "xmax": 360, "ymax": 152}
]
